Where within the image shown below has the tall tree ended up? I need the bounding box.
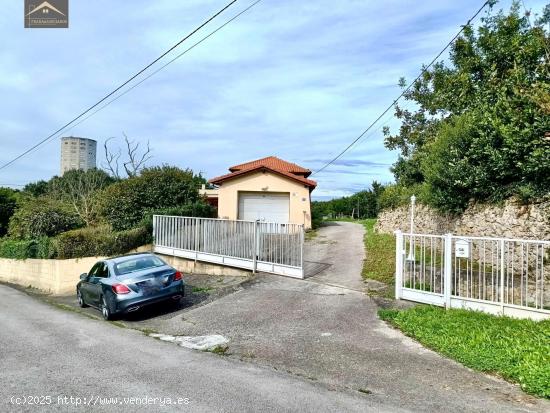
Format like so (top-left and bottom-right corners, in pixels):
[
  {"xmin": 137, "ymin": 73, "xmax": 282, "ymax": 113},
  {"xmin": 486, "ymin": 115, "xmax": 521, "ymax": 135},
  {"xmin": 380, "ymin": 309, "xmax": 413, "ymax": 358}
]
[
  {"xmin": 103, "ymin": 133, "xmax": 153, "ymax": 179},
  {"xmin": 50, "ymin": 169, "xmax": 114, "ymax": 226},
  {"xmin": 384, "ymin": 3, "xmax": 550, "ymax": 211}
]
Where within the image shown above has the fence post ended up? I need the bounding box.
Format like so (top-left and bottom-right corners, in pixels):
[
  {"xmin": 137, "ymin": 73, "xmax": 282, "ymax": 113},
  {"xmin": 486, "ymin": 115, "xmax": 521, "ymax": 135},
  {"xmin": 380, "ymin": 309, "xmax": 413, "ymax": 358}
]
[
  {"xmin": 194, "ymin": 218, "xmax": 199, "ymax": 264},
  {"xmin": 394, "ymin": 230, "xmax": 403, "ymax": 299},
  {"xmin": 444, "ymin": 233, "xmax": 453, "ymax": 309},
  {"xmin": 152, "ymin": 215, "xmax": 157, "ymax": 251},
  {"xmin": 300, "ymin": 225, "xmax": 305, "ymax": 279},
  {"xmin": 500, "ymin": 239, "xmax": 505, "ymax": 314},
  {"xmin": 253, "ymin": 220, "xmax": 259, "ymax": 274}
]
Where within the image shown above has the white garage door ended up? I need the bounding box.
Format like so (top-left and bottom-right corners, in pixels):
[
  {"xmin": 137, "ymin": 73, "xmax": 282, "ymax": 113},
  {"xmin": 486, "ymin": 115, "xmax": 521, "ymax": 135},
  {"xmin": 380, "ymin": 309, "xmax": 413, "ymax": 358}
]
[{"xmin": 238, "ymin": 192, "xmax": 290, "ymax": 223}]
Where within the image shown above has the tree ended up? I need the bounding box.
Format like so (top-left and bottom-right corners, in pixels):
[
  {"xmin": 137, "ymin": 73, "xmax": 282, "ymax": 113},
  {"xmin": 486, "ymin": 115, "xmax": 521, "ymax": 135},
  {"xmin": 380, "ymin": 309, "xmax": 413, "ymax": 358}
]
[
  {"xmin": 49, "ymin": 169, "xmax": 115, "ymax": 226},
  {"xmin": 383, "ymin": 3, "xmax": 550, "ymax": 211},
  {"xmin": 99, "ymin": 165, "xmax": 210, "ymax": 230},
  {"xmin": 312, "ymin": 181, "xmax": 387, "ymax": 220},
  {"xmin": 0, "ymin": 188, "xmax": 18, "ymax": 237},
  {"xmin": 8, "ymin": 197, "xmax": 83, "ymax": 239},
  {"xmin": 103, "ymin": 133, "xmax": 153, "ymax": 178},
  {"xmin": 22, "ymin": 180, "xmax": 48, "ymax": 197}
]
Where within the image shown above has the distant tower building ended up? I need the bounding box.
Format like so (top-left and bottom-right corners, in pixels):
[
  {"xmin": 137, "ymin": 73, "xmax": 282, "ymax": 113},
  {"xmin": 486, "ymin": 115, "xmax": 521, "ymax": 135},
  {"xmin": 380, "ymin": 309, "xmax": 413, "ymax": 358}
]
[{"xmin": 60, "ymin": 137, "xmax": 97, "ymax": 174}]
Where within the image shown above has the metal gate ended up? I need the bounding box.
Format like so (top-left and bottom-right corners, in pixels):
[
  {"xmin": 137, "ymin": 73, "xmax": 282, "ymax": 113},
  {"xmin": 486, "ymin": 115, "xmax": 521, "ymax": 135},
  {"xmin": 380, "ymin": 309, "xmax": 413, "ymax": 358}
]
[
  {"xmin": 153, "ymin": 215, "xmax": 304, "ymax": 278},
  {"xmin": 395, "ymin": 231, "xmax": 550, "ymax": 320}
]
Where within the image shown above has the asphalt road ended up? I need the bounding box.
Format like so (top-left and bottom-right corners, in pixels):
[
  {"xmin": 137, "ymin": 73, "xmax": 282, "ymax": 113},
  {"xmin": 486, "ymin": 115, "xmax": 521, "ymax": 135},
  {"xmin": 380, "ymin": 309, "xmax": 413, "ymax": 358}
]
[{"xmin": 0, "ymin": 284, "xmax": 399, "ymax": 413}]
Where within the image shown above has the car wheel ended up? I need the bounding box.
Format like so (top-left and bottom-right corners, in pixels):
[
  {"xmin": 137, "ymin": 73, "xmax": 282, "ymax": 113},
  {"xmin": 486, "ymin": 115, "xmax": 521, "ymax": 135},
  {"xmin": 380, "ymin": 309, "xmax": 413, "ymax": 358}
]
[
  {"xmin": 77, "ymin": 288, "xmax": 88, "ymax": 308},
  {"xmin": 101, "ymin": 296, "xmax": 112, "ymax": 320}
]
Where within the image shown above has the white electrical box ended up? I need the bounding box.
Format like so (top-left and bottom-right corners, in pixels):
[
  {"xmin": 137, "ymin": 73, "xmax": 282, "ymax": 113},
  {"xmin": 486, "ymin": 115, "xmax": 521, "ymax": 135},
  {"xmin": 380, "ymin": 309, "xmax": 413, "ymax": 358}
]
[{"xmin": 455, "ymin": 239, "xmax": 470, "ymax": 258}]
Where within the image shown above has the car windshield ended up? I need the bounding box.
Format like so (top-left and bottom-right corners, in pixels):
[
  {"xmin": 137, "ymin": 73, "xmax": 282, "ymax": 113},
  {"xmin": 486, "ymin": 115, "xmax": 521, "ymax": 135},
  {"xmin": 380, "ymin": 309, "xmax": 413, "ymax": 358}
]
[{"xmin": 114, "ymin": 255, "xmax": 165, "ymax": 275}]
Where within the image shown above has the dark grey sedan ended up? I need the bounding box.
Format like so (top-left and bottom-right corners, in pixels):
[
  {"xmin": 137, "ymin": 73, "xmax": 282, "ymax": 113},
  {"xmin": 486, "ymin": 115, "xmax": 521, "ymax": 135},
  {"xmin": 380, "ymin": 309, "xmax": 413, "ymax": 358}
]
[{"xmin": 76, "ymin": 253, "xmax": 184, "ymax": 320}]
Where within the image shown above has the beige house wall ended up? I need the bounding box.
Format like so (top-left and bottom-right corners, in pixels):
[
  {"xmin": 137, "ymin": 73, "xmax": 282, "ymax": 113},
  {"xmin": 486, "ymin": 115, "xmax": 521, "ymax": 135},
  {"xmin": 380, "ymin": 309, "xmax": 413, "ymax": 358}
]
[{"xmin": 215, "ymin": 171, "xmax": 312, "ymax": 229}]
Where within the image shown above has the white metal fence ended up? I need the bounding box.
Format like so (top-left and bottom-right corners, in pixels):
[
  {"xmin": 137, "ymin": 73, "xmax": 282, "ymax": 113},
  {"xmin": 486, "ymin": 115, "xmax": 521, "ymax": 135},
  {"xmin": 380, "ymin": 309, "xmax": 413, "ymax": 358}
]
[
  {"xmin": 395, "ymin": 231, "xmax": 550, "ymax": 320},
  {"xmin": 153, "ymin": 216, "xmax": 305, "ymax": 278}
]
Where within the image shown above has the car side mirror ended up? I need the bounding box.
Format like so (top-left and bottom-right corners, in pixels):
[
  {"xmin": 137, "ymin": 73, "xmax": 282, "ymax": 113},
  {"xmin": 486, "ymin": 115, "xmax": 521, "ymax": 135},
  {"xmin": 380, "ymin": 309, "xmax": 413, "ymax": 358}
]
[{"xmin": 80, "ymin": 273, "xmax": 88, "ymax": 280}]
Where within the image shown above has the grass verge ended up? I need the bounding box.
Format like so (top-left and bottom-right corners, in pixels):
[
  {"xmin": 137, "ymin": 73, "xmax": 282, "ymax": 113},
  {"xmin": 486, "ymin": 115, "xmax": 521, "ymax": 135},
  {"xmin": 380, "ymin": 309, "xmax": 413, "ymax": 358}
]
[
  {"xmin": 379, "ymin": 306, "xmax": 550, "ymax": 398},
  {"xmin": 361, "ymin": 219, "xmax": 395, "ymax": 294}
]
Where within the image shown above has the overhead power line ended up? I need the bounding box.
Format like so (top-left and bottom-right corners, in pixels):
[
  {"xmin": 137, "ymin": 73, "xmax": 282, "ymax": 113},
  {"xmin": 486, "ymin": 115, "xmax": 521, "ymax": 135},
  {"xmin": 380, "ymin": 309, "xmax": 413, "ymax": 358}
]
[
  {"xmin": 311, "ymin": 0, "xmax": 491, "ymax": 176},
  {"xmin": 47, "ymin": 0, "xmax": 264, "ymax": 139},
  {"xmin": 0, "ymin": 0, "xmax": 239, "ymax": 172}
]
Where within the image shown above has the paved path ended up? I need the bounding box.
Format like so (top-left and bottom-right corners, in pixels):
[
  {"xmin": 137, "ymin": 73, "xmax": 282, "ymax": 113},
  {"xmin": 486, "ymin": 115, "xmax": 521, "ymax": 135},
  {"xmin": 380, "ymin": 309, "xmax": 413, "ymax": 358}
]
[
  {"xmin": 0, "ymin": 284, "xmax": 391, "ymax": 413},
  {"xmin": 304, "ymin": 221, "xmax": 365, "ymax": 290}
]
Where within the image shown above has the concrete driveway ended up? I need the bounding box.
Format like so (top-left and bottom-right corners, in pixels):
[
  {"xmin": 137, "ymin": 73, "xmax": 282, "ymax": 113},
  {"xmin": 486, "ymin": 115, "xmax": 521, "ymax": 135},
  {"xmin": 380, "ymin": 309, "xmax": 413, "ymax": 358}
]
[
  {"xmin": 304, "ymin": 221, "xmax": 366, "ymax": 290},
  {"xmin": 117, "ymin": 221, "xmax": 549, "ymax": 413}
]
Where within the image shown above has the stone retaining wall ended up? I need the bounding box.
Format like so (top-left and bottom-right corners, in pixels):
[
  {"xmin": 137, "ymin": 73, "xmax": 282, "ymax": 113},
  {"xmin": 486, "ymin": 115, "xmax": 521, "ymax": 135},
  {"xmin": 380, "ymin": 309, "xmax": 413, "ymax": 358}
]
[{"xmin": 375, "ymin": 198, "xmax": 550, "ymax": 240}]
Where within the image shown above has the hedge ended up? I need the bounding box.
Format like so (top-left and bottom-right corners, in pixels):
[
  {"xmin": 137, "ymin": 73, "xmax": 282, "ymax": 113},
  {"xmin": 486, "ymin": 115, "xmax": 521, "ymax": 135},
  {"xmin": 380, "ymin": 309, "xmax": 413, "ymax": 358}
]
[
  {"xmin": 8, "ymin": 197, "xmax": 83, "ymax": 239},
  {"xmin": 0, "ymin": 237, "xmax": 57, "ymax": 259},
  {"xmin": 55, "ymin": 226, "xmax": 151, "ymax": 259},
  {"xmin": 0, "ymin": 227, "xmax": 151, "ymax": 260}
]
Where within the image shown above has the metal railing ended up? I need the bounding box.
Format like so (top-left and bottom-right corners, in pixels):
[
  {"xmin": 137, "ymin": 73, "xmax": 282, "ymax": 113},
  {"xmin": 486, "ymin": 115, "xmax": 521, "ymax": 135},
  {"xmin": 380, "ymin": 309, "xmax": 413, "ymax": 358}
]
[
  {"xmin": 153, "ymin": 216, "xmax": 305, "ymax": 278},
  {"xmin": 395, "ymin": 231, "xmax": 550, "ymax": 320}
]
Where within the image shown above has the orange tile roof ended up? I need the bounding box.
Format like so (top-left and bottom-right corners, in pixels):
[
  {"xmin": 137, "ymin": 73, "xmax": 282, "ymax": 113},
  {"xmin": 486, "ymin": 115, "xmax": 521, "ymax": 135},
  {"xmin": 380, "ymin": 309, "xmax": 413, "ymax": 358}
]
[
  {"xmin": 209, "ymin": 158, "xmax": 317, "ymax": 189},
  {"xmin": 229, "ymin": 156, "xmax": 311, "ymax": 176}
]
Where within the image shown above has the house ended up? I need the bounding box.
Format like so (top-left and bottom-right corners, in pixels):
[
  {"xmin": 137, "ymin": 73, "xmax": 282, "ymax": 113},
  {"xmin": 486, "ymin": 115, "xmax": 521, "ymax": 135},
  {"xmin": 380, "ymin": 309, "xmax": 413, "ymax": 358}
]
[{"xmin": 202, "ymin": 156, "xmax": 317, "ymax": 229}]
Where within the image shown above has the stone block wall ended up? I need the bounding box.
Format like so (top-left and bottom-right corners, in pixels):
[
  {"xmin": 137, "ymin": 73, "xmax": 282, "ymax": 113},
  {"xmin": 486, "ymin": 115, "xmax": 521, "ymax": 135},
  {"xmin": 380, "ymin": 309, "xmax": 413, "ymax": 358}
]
[{"xmin": 375, "ymin": 198, "xmax": 550, "ymax": 240}]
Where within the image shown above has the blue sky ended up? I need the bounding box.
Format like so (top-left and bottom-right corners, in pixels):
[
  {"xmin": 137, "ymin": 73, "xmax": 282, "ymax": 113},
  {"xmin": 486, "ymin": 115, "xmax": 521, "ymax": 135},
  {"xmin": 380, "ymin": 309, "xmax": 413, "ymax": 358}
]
[{"xmin": 0, "ymin": 0, "xmax": 546, "ymax": 199}]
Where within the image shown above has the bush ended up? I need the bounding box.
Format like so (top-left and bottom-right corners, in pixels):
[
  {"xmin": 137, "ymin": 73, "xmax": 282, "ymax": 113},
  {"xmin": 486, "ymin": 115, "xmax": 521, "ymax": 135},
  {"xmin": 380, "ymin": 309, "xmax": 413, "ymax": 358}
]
[
  {"xmin": 8, "ymin": 197, "xmax": 83, "ymax": 239},
  {"xmin": 56, "ymin": 226, "xmax": 151, "ymax": 259},
  {"xmin": 378, "ymin": 183, "xmax": 429, "ymax": 210},
  {"xmin": 99, "ymin": 165, "xmax": 208, "ymax": 231},
  {"xmin": 0, "ymin": 188, "xmax": 18, "ymax": 237},
  {"xmin": 140, "ymin": 203, "xmax": 215, "ymax": 233},
  {"xmin": 311, "ymin": 207, "xmax": 323, "ymax": 229},
  {"xmin": 0, "ymin": 237, "xmax": 57, "ymax": 259}
]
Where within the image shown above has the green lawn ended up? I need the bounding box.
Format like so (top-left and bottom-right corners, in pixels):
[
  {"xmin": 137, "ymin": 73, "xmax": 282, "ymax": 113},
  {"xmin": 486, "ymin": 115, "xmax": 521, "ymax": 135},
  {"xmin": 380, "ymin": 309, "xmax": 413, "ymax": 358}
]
[
  {"xmin": 379, "ymin": 306, "xmax": 550, "ymax": 398},
  {"xmin": 361, "ymin": 219, "xmax": 395, "ymax": 294}
]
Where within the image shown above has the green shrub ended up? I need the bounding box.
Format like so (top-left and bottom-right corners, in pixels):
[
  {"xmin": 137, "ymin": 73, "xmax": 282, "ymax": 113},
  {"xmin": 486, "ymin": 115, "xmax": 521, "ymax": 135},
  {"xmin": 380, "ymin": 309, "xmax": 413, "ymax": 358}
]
[
  {"xmin": 56, "ymin": 226, "xmax": 151, "ymax": 259},
  {"xmin": 0, "ymin": 238, "xmax": 37, "ymax": 259},
  {"xmin": 311, "ymin": 209, "xmax": 323, "ymax": 229},
  {"xmin": 99, "ymin": 165, "xmax": 208, "ymax": 231},
  {"xmin": 378, "ymin": 183, "xmax": 429, "ymax": 210},
  {"xmin": 0, "ymin": 237, "xmax": 57, "ymax": 259},
  {"xmin": 0, "ymin": 187, "xmax": 18, "ymax": 237},
  {"xmin": 140, "ymin": 203, "xmax": 215, "ymax": 233},
  {"xmin": 8, "ymin": 197, "xmax": 83, "ymax": 239}
]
